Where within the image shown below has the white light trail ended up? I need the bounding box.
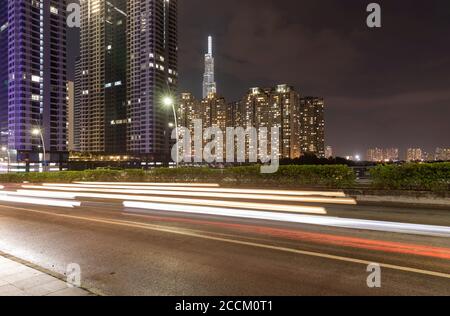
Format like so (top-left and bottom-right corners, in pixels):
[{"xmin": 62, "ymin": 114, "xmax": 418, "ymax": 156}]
[
  {"xmin": 23, "ymin": 186, "xmax": 356, "ymax": 205},
  {"xmin": 42, "ymin": 183, "xmax": 346, "ymax": 198},
  {"xmin": 0, "ymin": 191, "xmax": 77, "ymax": 199},
  {"xmin": 0, "ymin": 194, "xmax": 80, "ymax": 208},
  {"xmin": 15, "ymin": 190, "xmax": 326, "ymax": 215},
  {"xmin": 74, "ymin": 182, "xmax": 220, "ymax": 187},
  {"xmin": 123, "ymin": 201, "xmax": 450, "ymax": 237}
]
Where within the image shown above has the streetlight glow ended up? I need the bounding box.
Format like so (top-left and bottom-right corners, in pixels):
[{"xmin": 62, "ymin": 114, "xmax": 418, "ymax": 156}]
[
  {"xmin": 32, "ymin": 128, "xmax": 41, "ymax": 136},
  {"xmin": 162, "ymin": 96, "xmax": 174, "ymax": 107}
]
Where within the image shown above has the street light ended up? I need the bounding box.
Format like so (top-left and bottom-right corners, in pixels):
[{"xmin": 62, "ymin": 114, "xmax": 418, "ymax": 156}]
[
  {"xmin": 32, "ymin": 128, "xmax": 47, "ymax": 172},
  {"xmin": 1, "ymin": 146, "xmax": 10, "ymax": 173},
  {"xmin": 162, "ymin": 95, "xmax": 179, "ymax": 167}
]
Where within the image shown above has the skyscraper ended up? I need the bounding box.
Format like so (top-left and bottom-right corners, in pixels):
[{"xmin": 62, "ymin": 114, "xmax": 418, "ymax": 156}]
[
  {"xmin": 79, "ymin": 0, "xmax": 127, "ymax": 155},
  {"xmin": 242, "ymin": 85, "xmax": 301, "ymax": 160},
  {"xmin": 67, "ymin": 81, "xmax": 75, "ymax": 152},
  {"xmin": 0, "ymin": 0, "xmax": 68, "ymax": 167},
  {"xmin": 367, "ymin": 148, "xmax": 399, "ymax": 162},
  {"xmin": 127, "ymin": 0, "xmax": 178, "ymax": 161},
  {"xmin": 73, "ymin": 57, "xmax": 82, "ymax": 152},
  {"xmin": 406, "ymin": 148, "xmax": 423, "ymax": 162},
  {"xmin": 203, "ymin": 36, "xmax": 217, "ymax": 98},
  {"xmin": 325, "ymin": 146, "xmax": 333, "ymax": 159},
  {"xmin": 300, "ymin": 97, "xmax": 325, "ymax": 158}
]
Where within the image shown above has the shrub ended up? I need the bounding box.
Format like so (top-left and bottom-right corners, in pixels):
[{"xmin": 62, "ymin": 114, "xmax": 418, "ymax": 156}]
[
  {"xmin": 0, "ymin": 165, "xmax": 357, "ymax": 188},
  {"xmin": 370, "ymin": 163, "xmax": 450, "ymax": 192}
]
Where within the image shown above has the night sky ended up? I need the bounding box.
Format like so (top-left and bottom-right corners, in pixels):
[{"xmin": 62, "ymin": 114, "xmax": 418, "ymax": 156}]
[{"xmin": 68, "ymin": 0, "xmax": 450, "ymax": 158}]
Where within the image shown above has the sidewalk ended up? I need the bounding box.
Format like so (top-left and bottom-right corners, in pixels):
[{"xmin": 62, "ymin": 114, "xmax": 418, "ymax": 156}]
[{"xmin": 0, "ymin": 255, "xmax": 91, "ymax": 296}]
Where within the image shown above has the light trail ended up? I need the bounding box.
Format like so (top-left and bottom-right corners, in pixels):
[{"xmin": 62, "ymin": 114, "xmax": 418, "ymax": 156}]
[
  {"xmin": 123, "ymin": 212, "xmax": 450, "ymax": 260},
  {"xmin": 42, "ymin": 183, "xmax": 347, "ymax": 198},
  {"xmin": 0, "ymin": 194, "xmax": 80, "ymax": 208},
  {"xmin": 75, "ymin": 182, "xmax": 220, "ymax": 187},
  {"xmin": 123, "ymin": 201, "xmax": 450, "ymax": 237},
  {"xmin": 15, "ymin": 190, "xmax": 326, "ymax": 214},
  {"xmin": 0, "ymin": 191, "xmax": 76, "ymax": 199},
  {"xmin": 1, "ymin": 204, "xmax": 449, "ymax": 280},
  {"xmin": 22, "ymin": 185, "xmax": 357, "ymax": 205}
]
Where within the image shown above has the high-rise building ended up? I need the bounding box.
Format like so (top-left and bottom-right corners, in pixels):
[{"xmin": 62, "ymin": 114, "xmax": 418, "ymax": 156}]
[
  {"xmin": 0, "ymin": 0, "xmax": 68, "ymax": 166},
  {"xmin": 367, "ymin": 148, "xmax": 384, "ymax": 162},
  {"xmin": 79, "ymin": 0, "xmax": 127, "ymax": 155},
  {"xmin": 300, "ymin": 97, "xmax": 325, "ymax": 158},
  {"xmin": 73, "ymin": 57, "xmax": 82, "ymax": 152},
  {"xmin": 78, "ymin": 0, "xmax": 177, "ymax": 161},
  {"xmin": 127, "ymin": 0, "xmax": 178, "ymax": 161},
  {"xmin": 325, "ymin": 146, "xmax": 333, "ymax": 159},
  {"xmin": 435, "ymin": 148, "xmax": 450, "ymax": 161},
  {"xmin": 367, "ymin": 148, "xmax": 399, "ymax": 162},
  {"xmin": 203, "ymin": 36, "xmax": 217, "ymax": 98},
  {"xmin": 406, "ymin": 148, "xmax": 423, "ymax": 162},
  {"xmin": 202, "ymin": 93, "xmax": 227, "ymax": 132},
  {"xmin": 385, "ymin": 148, "xmax": 399, "ymax": 162},
  {"xmin": 227, "ymin": 101, "xmax": 241, "ymax": 128},
  {"xmin": 241, "ymin": 85, "xmax": 301, "ymax": 160},
  {"xmin": 178, "ymin": 93, "xmax": 201, "ymax": 134},
  {"xmin": 67, "ymin": 81, "xmax": 75, "ymax": 152}
]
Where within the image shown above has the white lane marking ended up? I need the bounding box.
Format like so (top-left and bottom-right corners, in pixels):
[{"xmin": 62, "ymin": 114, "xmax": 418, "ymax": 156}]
[
  {"xmin": 0, "ymin": 195, "xmax": 80, "ymax": 208},
  {"xmin": 124, "ymin": 201, "xmax": 450, "ymax": 238},
  {"xmin": 16, "ymin": 190, "xmax": 326, "ymax": 215},
  {"xmin": 22, "ymin": 186, "xmax": 357, "ymax": 205},
  {"xmin": 43, "ymin": 183, "xmax": 347, "ymax": 198},
  {"xmin": 75, "ymin": 182, "xmax": 220, "ymax": 187},
  {"xmin": 0, "ymin": 204, "xmax": 449, "ymax": 280}
]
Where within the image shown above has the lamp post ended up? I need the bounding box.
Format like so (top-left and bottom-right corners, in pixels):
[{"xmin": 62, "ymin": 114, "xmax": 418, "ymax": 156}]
[
  {"xmin": 32, "ymin": 128, "xmax": 47, "ymax": 172},
  {"xmin": 163, "ymin": 95, "xmax": 179, "ymax": 167},
  {"xmin": 1, "ymin": 146, "xmax": 10, "ymax": 173}
]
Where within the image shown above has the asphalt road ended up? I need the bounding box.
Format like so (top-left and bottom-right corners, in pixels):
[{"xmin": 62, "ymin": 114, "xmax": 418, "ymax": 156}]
[{"xmin": 0, "ymin": 183, "xmax": 449, "ymax": 296}]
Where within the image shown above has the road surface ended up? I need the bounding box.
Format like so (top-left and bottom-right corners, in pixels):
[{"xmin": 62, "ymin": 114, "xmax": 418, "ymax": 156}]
[{"xmin": 0, "ymin": 182, "xmax": 449, "ymax": 295}]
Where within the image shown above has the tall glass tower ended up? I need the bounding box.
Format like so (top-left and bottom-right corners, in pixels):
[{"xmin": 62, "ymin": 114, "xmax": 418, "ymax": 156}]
[
  {"xmin": 0, "ymin": 0, "xmax": 68, "ymax": 168},
  {"xmin": 202, "ymin": 36, "xmax": 217, "ymax": 99},
  {"xmin": 79, "ymin": 0, "xmax": 128, "ymax": 154},
  {"xmin": 127, "ymin": 0, "xmax": 178, "ymax": 161}
]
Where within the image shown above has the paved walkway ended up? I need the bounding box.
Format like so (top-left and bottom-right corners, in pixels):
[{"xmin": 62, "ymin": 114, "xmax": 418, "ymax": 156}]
[{"xmin": 0, "ymin": 255, "xmax": 91, "ymax": 296}]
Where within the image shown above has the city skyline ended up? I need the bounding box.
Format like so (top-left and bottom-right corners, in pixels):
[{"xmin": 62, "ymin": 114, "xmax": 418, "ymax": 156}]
[
  {"xmin": 175, "ymin": 0, "xmax": 450, "ymax": 156},
  {"xmin": 66, "ymin": 0, "xmax": 450, "ymax": 157}
]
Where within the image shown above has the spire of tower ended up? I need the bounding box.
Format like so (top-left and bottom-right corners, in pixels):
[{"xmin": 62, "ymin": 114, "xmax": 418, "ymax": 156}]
[
  {"xmin": 208, "ymin": 36, "xmax": 213, "ymax": 55},
  {"xmin": 203, "ymin": 36, "xmax": 217, "ymax": 98}
]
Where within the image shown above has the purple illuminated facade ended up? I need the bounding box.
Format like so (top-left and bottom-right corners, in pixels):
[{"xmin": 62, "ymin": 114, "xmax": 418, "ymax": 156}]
[{"xmin": 0, "ymin": 0, "xmax": 68, "ymax": 166}]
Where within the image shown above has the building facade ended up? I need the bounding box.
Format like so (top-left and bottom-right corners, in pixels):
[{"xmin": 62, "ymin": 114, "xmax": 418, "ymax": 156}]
[
  {"xmin": 178, "ymin": 84, "xmax": 328, "ymax": 162},
  {"xmin": 367, "ymin": 148, "xmax": 399, "ymax": 162},
  {"xmin": 300, "ymin": 97, "xmax": 325, "ymax": 158},
  {"xmin": 73, "ymin": 57, "xmax": 82, "ymax": 152},
  {"xmin": 240, "ymin": 85, "xmax": 301, "ymax": 160},
  {"xmin": 435, "ymin": 148, "xmax": 450, "ymax": 161},
  {"xmin": 79, "ymin": 0, "xmax": 127, "ymax": 155},
  {"xmin": 325, "ymin": 146, "xmax": 333, "ymax": 159},
  {"xmin": 406, "ymin": 148, "xmax": 423, "ymax": 162},
  {"xmin": 0, "ymin": 0, "xmax": 68, "ymax": 167},
  {"xmin": 77, "ymin": 0, "xmax": 178, "ymax": 162},
  {"xmin": 67, "ymin": 81, "xmax": 75, "ymax": 151},
  {"xmin": 127, "ymin": 0, "xmax": 178, "ymax": 161}
]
